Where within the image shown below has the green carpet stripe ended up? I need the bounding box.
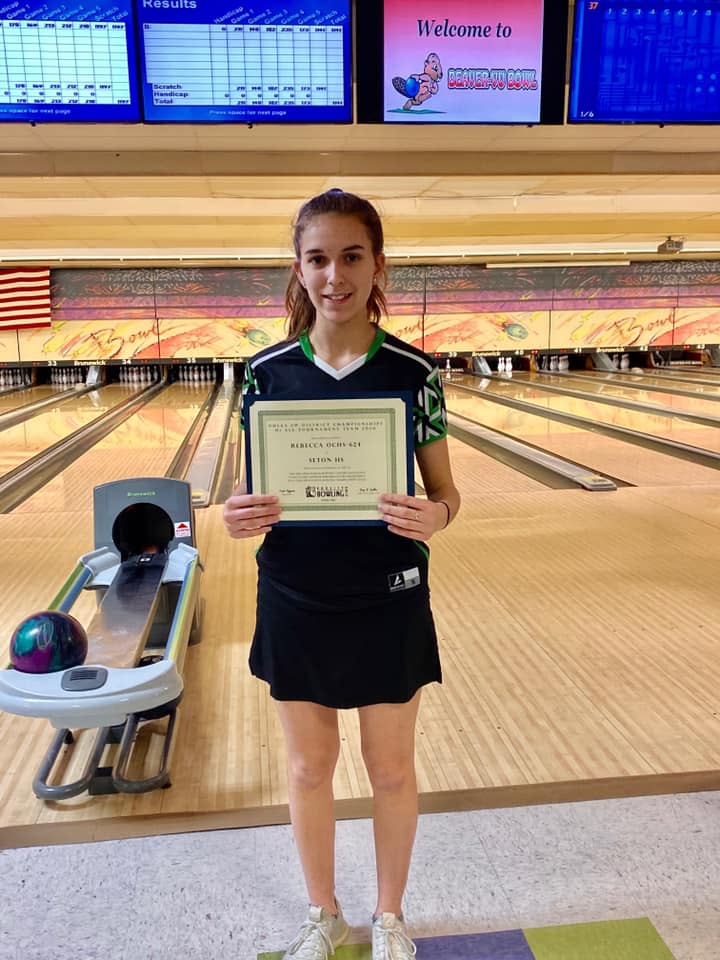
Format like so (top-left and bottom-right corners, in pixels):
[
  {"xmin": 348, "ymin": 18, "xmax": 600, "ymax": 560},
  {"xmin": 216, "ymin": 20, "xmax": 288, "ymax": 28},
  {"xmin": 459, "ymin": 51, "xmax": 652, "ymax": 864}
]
[
  {"xmin": 523, "ymin": 918, "xmax": 677, "ymax": 960},
  {"xmin": 259, "ymin": 944, "xmax": 370, "ymax": 960}
]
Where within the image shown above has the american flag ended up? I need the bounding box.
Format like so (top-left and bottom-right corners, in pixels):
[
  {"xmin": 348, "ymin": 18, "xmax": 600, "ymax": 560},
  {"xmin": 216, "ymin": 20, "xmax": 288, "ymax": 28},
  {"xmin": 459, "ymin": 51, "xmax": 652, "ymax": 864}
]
[{"xmin": 0, "ymin": 268, "xmax": 52, "ymax": 330}]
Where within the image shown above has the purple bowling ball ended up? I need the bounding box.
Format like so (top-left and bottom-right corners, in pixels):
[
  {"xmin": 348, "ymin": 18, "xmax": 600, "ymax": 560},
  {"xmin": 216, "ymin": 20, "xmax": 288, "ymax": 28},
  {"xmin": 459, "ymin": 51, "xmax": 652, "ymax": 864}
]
[{"xmin": 9, "ymin": 610, "xmax": 88, "ymax": 673}]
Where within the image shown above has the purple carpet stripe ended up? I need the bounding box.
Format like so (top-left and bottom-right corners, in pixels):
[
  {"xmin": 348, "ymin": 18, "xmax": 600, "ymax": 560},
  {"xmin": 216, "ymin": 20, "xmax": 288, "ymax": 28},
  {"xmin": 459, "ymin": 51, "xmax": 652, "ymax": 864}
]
[{"xmin": 415, "ymin": 928, "xmax": 534, "ymax": 958}]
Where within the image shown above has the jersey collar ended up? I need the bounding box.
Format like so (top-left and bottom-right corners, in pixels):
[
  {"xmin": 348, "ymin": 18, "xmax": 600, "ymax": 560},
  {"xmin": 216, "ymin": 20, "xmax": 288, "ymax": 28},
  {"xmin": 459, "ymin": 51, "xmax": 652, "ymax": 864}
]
[{"xmin": 299, "ymin": 327, "xmax": 386, "ymax": 374}]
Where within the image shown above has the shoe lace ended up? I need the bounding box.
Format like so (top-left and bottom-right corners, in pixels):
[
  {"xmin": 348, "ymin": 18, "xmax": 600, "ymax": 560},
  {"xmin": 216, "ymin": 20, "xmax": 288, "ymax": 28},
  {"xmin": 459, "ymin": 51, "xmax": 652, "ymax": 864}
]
[
  {"xmin": 286, "ymin": 916, "xmax": 338, "ymax": 957},
  {"xmin": 377, "ymin": 924, "xmax": 417, "ymax": 959}
]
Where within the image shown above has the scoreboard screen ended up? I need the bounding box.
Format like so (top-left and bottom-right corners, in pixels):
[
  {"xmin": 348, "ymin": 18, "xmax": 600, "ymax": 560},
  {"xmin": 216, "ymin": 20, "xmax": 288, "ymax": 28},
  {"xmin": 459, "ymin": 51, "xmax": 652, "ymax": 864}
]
[
  {"xmin": 569, "ymin": 1, "xmax": 720, "ymax": 123},
  {"xmin": 0, "ymin": 2, "xmax": 140, "ymax": 122},
  {"xmin": 136, "ymin": 0, "xmax": 352, "ymax": 124}
]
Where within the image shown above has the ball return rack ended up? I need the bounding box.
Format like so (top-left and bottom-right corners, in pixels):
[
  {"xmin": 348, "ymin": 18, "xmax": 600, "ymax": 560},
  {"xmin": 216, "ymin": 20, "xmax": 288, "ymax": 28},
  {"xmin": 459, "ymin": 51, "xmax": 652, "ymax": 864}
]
[{"xmin": 0, "ymin": 478, "xmax": 202, "ymax": 800}]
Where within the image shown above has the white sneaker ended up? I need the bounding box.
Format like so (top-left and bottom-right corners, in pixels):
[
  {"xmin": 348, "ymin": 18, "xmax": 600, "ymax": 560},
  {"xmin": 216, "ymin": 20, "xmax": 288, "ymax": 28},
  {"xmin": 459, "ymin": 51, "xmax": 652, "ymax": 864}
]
[
  {"xmin": 372, "ymin": 913, "xmax": 417, "ymax": 959},
  {"xmin": 282, "ymin": 903, "xmax": 350, "ymax": 959}
]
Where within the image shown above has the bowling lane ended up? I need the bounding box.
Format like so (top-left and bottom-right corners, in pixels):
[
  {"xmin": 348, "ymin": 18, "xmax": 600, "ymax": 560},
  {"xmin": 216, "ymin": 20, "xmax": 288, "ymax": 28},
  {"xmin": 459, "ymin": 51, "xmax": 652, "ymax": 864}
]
[
  {"xmin": 518, "ymin": 370, "xmax": 720, "ymax": 415},
  {"xmin": 646, "ymin": 367, "xmax": 720, "ymax": 388},
  {"xmin": 14, "ymin": 381, "xmax": 213, "ymax": 514},
  {"xmin": 456, "ymin": 374, "xmax": 720, "ymax": 457},
  {"xmin": 666, "ymin": 364, "xmax": 720, "ymax": 376},
  {"xmin": 419, "ymin": 434, "xmax": 548, "ymax": 495},
  {"xmin": 445, "ymin": 381, "xmax": 720, "ymax": 486},
  {"xmin": 0, "ymin": 383, "xmax": 145, "ymax": 479},
  {"xmin": 542, "ymin": 368, "xmax": 720, "ymax": 398},
  {"xmin": 0, "ymin": 384, "xmax": 63, "ymax": 415}
]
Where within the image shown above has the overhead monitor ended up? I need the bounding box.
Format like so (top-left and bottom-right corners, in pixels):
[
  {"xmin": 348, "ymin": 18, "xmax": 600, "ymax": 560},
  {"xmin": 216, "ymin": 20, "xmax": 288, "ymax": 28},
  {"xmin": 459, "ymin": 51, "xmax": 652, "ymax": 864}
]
[
  {"xmin": 136, "ymin": 1, "xmax": 352, "ymax": 123},
  {"xmin": 356, "ymin": 0, "xmax": 567, "ymax": 124},
  {"xmin": 569, "ymin": 1, "xmax": 720, "ymax": 123},
  {"xmin": 0, "ymin": 2, "xmax": 140, "ymax": 122}
]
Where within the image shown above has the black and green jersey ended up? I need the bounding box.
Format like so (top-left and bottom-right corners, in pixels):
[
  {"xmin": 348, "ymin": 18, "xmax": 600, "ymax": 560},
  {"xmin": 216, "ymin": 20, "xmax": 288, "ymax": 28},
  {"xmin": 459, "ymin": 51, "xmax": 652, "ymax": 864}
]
[
  {"xmin": 242, "ymin": 326, "xmax": 448, "ymax": 602},
  {"xmin": 242, "ymin": 327, "xmax": 447, "ymax": 447}
]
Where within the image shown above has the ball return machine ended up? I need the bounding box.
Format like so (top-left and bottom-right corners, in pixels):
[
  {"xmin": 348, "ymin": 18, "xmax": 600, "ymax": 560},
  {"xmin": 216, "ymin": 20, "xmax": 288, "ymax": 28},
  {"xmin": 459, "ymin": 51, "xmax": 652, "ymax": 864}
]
[{"xmin": 0, "ymin": 477, "xmax": 202, "ymax": 800}]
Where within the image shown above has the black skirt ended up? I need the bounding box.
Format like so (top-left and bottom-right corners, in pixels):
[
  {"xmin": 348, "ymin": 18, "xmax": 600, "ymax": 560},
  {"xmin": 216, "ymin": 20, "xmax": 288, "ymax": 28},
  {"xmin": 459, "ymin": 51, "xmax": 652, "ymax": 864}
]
[{"xmin": 249, "ymin": 573, "xmax": 442, "ymax": 709}]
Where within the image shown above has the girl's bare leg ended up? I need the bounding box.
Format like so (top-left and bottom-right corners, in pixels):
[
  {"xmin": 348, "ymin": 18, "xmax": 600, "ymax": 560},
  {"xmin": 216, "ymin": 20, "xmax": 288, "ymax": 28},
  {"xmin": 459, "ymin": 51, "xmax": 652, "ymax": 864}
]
[
  {"xmin": 275, "ymin": 700, "xmax": 341, "ymax": 914},
  {"xmin": 358, "ymin": 691, "xmax": 422, "ymax": 917}
]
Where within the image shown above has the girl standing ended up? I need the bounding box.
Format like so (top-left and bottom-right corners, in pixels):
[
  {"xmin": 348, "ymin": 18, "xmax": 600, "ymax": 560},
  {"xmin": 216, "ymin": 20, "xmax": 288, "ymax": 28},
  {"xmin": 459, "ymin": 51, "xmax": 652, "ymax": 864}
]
[{"xmin": 223, "ymin": 189, "xmax": 460, "ymax": 960}]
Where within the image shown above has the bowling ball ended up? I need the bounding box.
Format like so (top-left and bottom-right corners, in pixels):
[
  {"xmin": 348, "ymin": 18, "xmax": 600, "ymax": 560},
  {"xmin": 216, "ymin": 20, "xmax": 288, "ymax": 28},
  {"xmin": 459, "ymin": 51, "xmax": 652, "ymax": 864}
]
[
  {"xmin": 504, "ymin": 322, "xmax": 529, "ymax": 341},
  {"xmin": 405, "ymin": 76, "xmax": 420, "ymax": 98},
  {"xmin": 247, "ymin": 328, "xmax": 272, "ymax": 347},
  {"xmin": 9, "ymin": 610, "xmax": 88, "ymax": 674}
]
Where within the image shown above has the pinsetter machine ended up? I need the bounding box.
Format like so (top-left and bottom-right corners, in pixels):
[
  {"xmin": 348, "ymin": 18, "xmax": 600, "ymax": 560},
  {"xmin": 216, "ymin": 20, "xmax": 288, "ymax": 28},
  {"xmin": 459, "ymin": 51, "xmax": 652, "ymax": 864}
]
[{"xmin": 0, "ymin": 478, "xmax": 202, "ymax": 800}]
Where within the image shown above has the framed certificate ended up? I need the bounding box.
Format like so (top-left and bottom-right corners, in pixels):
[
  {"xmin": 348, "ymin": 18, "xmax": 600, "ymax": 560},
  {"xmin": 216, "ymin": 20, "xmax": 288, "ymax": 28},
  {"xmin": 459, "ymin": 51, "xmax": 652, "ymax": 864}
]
[{"xmin": 244, "ymin": 394, "xmax": 414, "ymax": 525}]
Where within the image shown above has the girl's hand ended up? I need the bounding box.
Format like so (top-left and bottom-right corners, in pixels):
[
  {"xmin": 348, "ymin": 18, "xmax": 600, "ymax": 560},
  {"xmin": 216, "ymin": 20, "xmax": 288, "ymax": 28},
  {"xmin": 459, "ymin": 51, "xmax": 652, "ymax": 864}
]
[
  {"xmin": 223, "ymin": 490, "xmax": 281, "ymax": 539},
  {"xmin": 378, "ymin": 493, "xmax": 447, "ymax": 541}
]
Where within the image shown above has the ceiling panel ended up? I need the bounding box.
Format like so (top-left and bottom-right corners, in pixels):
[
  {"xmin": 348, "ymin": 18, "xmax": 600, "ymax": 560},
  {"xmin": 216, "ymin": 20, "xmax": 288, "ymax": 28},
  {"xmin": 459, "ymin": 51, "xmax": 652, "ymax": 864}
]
[{"xmin": 2, "ymin": 119, "xmax": 720, "ymax": 263}]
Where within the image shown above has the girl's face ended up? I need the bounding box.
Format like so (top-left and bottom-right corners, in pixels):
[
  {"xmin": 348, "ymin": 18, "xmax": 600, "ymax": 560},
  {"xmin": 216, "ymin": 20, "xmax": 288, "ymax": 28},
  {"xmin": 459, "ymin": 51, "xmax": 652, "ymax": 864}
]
[{"xmin": 294, "ymin": 213, "xmax": 385, "ymax": 333}]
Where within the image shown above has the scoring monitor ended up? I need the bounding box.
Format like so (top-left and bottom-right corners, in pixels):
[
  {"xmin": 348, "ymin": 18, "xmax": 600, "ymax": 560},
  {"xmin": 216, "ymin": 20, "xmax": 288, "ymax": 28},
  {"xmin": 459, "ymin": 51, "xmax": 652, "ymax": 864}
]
[
  {"xmin": 0, "ymin": 1, "xmax": 140, "ymax": 122},
  {"xmin": 136, "ymin": 0, "xmax": 352, "ymax": 123}
]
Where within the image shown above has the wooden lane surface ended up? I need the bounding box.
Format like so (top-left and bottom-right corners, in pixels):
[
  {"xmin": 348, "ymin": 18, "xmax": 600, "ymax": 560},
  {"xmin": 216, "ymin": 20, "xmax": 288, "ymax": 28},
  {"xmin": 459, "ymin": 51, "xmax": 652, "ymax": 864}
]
[
  {"xmin": 0, "ymin": 385, "xmax": 140, "ymax": 479},
  {"xmin": 529, "ymin": 371, "xmax": 720, "ymax": 414},
  {"xmin": 470, "ymin": 377, "xmax": 720, "ymax": 456},
  {"xmin": 0, "ymin": 385, "xmax": 58, "ymax": 415},
  {"xmin": 421, "ymin": 435, "xmax": 546, "ymax": 495},
  {"xmin": 11, "ymin": 383, "xmax": 211, "ymax": 515},
  {"xmin": 3, "ymin": 477, "xmax": 720, "ymax": 847},
  {"xmin": 446, "ymin": 384, "xmax": 720, "ymax": 487}
]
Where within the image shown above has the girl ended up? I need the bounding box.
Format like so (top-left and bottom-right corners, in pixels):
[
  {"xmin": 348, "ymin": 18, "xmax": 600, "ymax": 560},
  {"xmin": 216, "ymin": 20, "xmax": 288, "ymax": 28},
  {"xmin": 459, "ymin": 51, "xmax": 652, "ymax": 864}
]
[{"xmin": 223, "ymin": 189, "xmax": 460, "ymax": 960}]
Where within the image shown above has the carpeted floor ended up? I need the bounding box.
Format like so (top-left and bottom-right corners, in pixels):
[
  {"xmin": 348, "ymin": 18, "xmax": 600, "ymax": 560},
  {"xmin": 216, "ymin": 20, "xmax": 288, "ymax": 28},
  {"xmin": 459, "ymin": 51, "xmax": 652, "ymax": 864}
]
[{"xmin": 4, "ymin": 793, "xmax": 719, "ymax": 960}]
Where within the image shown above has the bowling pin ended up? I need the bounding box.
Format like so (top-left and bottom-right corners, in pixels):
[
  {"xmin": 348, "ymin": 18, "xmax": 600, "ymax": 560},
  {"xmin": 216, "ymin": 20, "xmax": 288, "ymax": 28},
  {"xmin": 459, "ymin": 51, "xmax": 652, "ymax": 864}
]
[{"xmin": 506, "ymin": 356, "xmax": 513, "ymax": 372}]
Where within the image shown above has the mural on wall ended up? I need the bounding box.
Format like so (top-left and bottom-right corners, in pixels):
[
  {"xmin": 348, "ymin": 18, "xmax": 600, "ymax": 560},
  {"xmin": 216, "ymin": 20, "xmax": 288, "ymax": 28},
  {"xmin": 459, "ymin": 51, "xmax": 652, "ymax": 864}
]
[
  {"xmin": 424, "ymin": 312, "xmax": 550, "ymax": 352},
  {"xmin": 0, "ymin": 329, "xmax": 19, "ymax": 363},
  {"xmin": 6, "ymin": 261, "xmax": 720, "ymax": 364},
  {"xmin": 667, "ymin": 308, "xmax": 720, "ymax": 346},
  {"xmin": 549, "ymin": 309, "xmax": 676, "ymax": 350}
]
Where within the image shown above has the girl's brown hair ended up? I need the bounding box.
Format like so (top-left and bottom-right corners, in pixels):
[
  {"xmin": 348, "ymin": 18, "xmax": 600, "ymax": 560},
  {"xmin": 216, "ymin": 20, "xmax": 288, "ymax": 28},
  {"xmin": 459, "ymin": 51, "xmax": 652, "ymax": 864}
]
[{"xmin": 285, "ymin": 188, "xmax": 389, "ymax": 341}]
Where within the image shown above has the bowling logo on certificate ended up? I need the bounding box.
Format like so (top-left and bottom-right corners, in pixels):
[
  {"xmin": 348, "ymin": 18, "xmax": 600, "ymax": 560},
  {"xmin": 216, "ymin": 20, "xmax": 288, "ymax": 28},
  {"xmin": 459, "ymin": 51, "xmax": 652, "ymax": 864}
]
[{"xmin": 243, "ymin": 395, "xmax": 415, "ymax": 525}]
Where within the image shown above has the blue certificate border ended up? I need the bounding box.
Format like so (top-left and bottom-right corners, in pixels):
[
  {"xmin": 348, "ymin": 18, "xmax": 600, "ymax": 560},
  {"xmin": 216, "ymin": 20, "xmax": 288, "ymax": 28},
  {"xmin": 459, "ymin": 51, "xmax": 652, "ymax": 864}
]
[{"xmin": 243, "ymin": 391, "xmax": 415, "ymax": 527}]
